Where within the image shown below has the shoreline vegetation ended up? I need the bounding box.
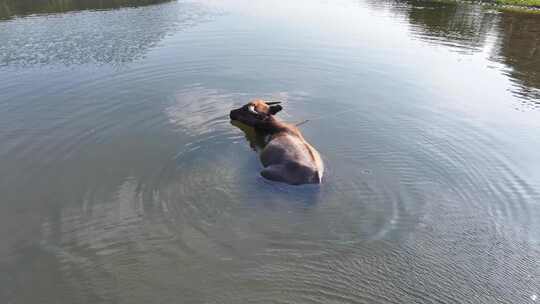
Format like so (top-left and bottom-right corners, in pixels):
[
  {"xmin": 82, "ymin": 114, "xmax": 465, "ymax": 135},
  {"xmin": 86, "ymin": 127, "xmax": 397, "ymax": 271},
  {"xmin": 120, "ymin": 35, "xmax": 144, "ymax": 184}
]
[
  {"xmin": 444, "ymin": 0, "xmax": 540, "ymax": 10},
  {"xmin": 1, "ymin": 0, "xmax": 540, "ymax": 20},
  {"xmin": 0, "ymin": 0, "xmax": 173, "ymax": 19},
  {"xmin": 494, "ymin": 0, "xmax": 540, "ymax": 7}
]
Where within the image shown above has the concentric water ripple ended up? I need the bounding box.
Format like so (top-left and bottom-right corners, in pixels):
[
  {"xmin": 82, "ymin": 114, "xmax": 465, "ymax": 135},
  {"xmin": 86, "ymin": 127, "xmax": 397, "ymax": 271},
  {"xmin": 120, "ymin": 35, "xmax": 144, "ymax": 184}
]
[{"xmin": 1, "ymin": 0, "xmax": 539, "ymax": 303}]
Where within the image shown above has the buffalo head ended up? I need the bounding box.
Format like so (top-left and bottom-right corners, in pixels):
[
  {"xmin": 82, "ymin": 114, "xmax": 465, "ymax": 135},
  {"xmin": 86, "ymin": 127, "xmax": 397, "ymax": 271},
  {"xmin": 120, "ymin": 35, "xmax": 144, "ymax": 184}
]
[{"xmin": 229, "ymin": 99, "xmax": 282, "ymax": 127}]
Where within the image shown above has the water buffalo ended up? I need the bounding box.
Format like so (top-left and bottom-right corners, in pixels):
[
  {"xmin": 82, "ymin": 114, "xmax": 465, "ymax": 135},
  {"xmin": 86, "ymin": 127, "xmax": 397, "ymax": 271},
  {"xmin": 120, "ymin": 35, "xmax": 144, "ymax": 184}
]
[{"xmin": 230, "ymin": 99, "xmax": 324, "ymax": 185}]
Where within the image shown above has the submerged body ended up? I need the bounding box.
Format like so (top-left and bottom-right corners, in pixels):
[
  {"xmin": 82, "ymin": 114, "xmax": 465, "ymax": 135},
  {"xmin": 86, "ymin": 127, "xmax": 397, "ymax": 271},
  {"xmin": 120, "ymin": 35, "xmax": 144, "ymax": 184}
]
[
  {"xmin": 230, "ymin": 100, "xmax": 324, "ymax": 185},
  {"xmin": 259, "ymin": 125, "xmax": 324, "ymax": 185}
]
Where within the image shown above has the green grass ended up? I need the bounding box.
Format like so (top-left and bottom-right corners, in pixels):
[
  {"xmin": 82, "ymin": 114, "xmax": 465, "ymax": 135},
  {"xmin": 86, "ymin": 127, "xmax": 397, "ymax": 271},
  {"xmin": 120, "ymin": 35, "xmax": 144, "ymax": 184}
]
[
  {"xmin": 433, "ymin": 0, "xmax": 540, "ymax": 11},
  {"xmin": 495, "ymin": 0, "xmax": 540, "ymax": 7}
]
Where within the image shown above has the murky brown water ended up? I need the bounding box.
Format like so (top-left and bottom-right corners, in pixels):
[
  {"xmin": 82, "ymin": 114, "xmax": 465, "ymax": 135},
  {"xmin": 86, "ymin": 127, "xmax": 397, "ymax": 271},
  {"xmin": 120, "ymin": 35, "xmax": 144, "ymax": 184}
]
[{"xmin": 1, "ymin": 0, "xmax": 539, "ymax": 303}]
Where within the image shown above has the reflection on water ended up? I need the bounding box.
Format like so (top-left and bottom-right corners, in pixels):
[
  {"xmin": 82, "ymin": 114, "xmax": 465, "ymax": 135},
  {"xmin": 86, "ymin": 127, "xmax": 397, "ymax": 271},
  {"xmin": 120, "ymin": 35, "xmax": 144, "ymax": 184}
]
[
  {"xmin": 1, "ymin": 0, "xmax": 540, "ymax": 303},
  {"xmin": 230, "ymin": 120, "xmax": 267, "ymax": 152},
  {"xmin": 405, "ymin": 0, "xmax": 497, "ymax": 52},
  {"xmin": 0, "ymin": 1, "xmax": 211, "ymax": 67},
  {"xmin": 0, "ymin": 0, "xmax": 172, "ymax": 19},
  {"xmin": 495, "ymin": 11, "xmax": 540, "ymax": 103},
  {"xmin": 378, "ymin": 0, "xmax": 540, "ymax": 105}
]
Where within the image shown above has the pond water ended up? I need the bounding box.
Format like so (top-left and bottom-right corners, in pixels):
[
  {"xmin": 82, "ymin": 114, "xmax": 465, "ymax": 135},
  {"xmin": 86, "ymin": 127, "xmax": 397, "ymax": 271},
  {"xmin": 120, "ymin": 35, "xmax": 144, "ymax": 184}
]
[{"xmin": 1, "ymin": 0, "xmax": 540, "ymax": 303}]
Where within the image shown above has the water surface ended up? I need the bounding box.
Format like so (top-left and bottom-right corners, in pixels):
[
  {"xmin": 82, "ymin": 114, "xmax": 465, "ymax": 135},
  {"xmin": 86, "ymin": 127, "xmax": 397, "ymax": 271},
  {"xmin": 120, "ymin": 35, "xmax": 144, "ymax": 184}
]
[{"xmin": 1, "ymin": 0, "xmax": 539, "ymax": 303}]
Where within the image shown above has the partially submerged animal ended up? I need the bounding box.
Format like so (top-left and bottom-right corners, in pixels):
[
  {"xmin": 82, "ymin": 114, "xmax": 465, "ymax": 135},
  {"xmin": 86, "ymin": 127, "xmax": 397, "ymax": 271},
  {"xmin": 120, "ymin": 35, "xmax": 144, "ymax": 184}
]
[{"xmin": 230, "ymin": 99, "xmax": 324, "ymax": 185}]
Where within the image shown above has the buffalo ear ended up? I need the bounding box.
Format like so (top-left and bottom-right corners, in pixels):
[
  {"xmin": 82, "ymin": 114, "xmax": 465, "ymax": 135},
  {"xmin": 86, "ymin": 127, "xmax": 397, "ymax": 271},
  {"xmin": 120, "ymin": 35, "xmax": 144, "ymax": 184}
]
[{"xmin": 269, "ymin": 105, "xmax": 282, "ymax": 115}]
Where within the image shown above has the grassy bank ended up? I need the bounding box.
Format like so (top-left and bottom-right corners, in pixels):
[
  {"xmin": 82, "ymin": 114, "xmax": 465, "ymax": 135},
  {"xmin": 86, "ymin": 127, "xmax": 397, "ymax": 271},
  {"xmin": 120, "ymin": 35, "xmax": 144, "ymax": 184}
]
[
  {"xmin": 495, "ymin": 0, "xmax": 540, "ymax": 6},
  {"xmin": 442, "ymin": 0, "xmax": 540, "ymax": 11}
]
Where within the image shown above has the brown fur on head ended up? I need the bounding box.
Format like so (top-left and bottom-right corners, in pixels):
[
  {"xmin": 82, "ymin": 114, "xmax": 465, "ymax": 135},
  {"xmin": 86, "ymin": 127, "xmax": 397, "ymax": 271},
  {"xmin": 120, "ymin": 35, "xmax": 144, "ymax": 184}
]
[
  {"xmin": 229, "ymin": 99, "xmax": 283, "ymax": 127},
  {"xmin": 249, "ymin": 99, "xmax": 282, "ymax": 115}
]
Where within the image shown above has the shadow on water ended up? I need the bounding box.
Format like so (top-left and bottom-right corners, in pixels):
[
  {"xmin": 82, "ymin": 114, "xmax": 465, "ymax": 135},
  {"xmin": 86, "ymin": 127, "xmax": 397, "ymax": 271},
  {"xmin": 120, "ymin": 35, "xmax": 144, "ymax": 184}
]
[{"xmin": 0, "ymin": 0, "xmax": 173, "ymax": 19}]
